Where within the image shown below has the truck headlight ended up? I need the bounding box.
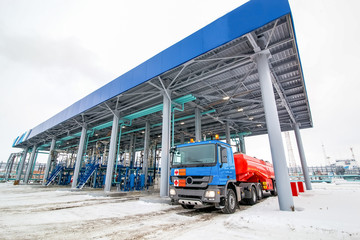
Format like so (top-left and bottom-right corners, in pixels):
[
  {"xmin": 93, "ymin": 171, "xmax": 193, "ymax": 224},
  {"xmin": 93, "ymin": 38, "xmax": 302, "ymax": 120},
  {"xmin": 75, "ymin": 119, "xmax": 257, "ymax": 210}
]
[
  {"xmin": 170, "ymin": 188, "xmax": 176, "ymax": 196},
  {"xmin": 205, "ymin": 190, "xmax": 216, "ymax": 198}
]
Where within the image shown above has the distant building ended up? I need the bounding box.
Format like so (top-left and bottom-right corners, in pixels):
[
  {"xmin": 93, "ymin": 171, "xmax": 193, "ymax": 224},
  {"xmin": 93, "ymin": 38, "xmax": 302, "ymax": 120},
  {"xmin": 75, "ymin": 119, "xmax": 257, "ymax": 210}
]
[{"xmin": 333, "ymin": 159, "xmax": 359, "ymax": 170}]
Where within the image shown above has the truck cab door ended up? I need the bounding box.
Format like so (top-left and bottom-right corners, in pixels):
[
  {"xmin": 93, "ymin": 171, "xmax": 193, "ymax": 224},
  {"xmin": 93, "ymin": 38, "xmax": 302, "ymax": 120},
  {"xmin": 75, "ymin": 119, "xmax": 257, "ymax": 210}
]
[{"xmin": 217, "ymin": 145, "xmax": 236, "ymax": 185}]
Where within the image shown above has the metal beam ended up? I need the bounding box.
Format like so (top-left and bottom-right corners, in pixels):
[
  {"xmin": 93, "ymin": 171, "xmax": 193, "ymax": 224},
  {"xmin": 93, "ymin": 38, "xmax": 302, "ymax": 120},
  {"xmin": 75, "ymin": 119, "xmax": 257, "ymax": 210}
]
[
  {"xmin": 130, "ymin": 134, "xmax": 137, "ymax": 168},
  {"xmin": 172, "ymin": 59, "xmax": 253, "ymax": 91},
  {"xmin": 255, "ymin": 51, "xmax": 294, "ymax": 211},
  {"xmin": 270, "ymin": 72, "xmax": 296, "ymax": 124},
  {"xmin": 5, "ymin": 153, "xmax": 15, "ymax": 181},
  {"xmin": 143, "ymin": 121, "xmax": 150, "ymax": 186},
  {"xmin": 195, "ymin": 108, "xmax": 201, "ymax": 142},
  {"xmin": 180, "ymin": 131, "xmax": 185, "ymax": 144},
  {"xmin": 265, "ymin": 19, "xmax": 279, "ymax": 49},
  {"xmin": 294, "ymin": 123, "xmax": 312, "ymax": 190},
  {"xmin": 15, "ymin": 148, "xmax": 29, "ymax": 183},
  {"xmin": 43, "ymin": 138, "xmax": 56, "ymax": 185},
  {"xmin": 71, "ymin": 125, "xmax": 88, "ymax": 188},
  {"xmin": 104, "ymin": 112, "xmax": 120, "ymax": 192},
  {"xmin": 225, "ymin": 122, "xmax": 231, "ymax": 144},
  {"xmin": 160, "ymin": 90, "xmax": 171, "ymax": 197},
  {"xmin": 24, "ymin": 145, "xmax": 37, "ymax": 184},
  {"xmin": 239, "ymin": 134, "xmax": 246, "ymax": 153}
]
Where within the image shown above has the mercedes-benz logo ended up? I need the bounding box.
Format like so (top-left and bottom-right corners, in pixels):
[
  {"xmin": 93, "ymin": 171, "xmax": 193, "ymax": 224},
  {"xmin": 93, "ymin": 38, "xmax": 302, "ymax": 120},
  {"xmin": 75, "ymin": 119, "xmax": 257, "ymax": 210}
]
[{"xmin": 186, "ymin": 176, "xmax": 193, "ymax": 185}]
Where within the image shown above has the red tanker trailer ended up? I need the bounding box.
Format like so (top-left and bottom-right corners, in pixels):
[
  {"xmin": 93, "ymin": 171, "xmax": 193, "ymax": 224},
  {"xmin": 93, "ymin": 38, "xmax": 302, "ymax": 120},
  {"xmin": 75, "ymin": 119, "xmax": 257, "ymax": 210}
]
[{"xmin": 234, "ymin": 153, "xmax": 276, "ymax": 193}]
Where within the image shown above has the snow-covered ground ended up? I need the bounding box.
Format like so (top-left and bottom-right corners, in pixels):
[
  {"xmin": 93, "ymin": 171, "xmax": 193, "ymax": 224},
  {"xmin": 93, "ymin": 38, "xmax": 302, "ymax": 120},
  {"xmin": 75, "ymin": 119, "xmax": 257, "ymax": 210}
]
[{"xmin": 0, "ymin": 182, "xmax": 359, "ymax": 240}]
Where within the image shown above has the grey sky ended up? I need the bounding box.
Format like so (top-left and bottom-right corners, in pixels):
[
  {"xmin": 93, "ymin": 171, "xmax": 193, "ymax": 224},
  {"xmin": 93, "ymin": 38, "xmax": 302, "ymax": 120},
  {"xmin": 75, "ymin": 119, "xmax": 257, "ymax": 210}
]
[{"xmin": 0, "ymin": 0, "xmax": 359, "ymax": 166}]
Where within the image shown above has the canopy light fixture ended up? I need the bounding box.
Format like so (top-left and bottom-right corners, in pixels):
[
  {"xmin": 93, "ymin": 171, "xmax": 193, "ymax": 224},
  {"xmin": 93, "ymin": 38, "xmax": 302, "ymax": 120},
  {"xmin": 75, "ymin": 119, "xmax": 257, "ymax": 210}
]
[{"xmin": 223, "ymin": 96, "xmax": 230, "ymax": 100}]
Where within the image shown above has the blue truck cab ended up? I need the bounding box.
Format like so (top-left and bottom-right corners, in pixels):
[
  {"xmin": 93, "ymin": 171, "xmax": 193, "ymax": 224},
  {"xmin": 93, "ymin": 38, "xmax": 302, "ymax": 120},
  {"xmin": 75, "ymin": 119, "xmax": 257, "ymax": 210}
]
[{"xmin": 169, "ymin": 140, "xmax": 240, "ymax": 213}]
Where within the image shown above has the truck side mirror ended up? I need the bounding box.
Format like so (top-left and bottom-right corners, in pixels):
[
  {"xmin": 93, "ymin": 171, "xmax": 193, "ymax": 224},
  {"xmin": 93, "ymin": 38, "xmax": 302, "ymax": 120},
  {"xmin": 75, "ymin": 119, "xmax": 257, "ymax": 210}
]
[{"xmin": 221, "ymin": 148, "xmax": 228, "ymax": 163}]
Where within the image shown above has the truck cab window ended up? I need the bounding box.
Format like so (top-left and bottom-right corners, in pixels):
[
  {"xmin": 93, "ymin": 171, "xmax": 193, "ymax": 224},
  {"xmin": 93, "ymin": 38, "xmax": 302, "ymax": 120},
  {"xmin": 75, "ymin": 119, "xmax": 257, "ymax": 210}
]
[{"xmin": 221, "ymin": 147, "xmax": 228, "ymax": 163}]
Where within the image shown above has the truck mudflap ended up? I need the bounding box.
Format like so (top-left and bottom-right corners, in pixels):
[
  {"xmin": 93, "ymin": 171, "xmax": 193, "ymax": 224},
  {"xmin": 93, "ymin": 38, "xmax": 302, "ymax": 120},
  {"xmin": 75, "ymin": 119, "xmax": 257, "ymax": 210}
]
[{"xmin": 170, "ymin": 186, "xmax": 224, "ymax": 205}]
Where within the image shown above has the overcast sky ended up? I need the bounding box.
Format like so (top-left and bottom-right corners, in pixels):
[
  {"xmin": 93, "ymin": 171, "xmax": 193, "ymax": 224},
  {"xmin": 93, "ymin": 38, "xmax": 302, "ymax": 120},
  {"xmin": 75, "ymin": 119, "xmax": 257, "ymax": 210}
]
[{"xmin": 1, "ymin": 0, "xmax": 359, "ymax": 166}]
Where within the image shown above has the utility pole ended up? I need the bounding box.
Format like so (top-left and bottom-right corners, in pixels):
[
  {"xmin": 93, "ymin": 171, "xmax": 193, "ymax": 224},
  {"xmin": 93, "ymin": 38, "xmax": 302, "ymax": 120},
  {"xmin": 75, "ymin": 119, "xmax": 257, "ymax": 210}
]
[
  {"xmin": 284, "ymin": 132, "xmax": 297, "ymax": 170},
  {"xmin": 322, "ymin": 143, "xmax": 331, "ymax": 166},
  {"xmin": 350, "ymin": 147, "xmax": 355, "ymax": 160}
]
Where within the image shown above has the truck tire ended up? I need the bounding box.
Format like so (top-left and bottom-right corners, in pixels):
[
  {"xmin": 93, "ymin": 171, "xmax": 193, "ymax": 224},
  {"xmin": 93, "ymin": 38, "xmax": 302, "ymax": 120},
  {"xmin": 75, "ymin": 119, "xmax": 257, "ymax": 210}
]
[
  {"xmin": 257, "ymin": 185, "xmax": 263, "ymax": 200},
  {"xmin": 270, "ymin": 181, "xmax": 278, "ymax": 196},
  {"xmin": 246, "ymin": 186, "xmax": 258, "ymax": 205},
  {"xmin": 221, "ymin": 189, "xmax": 237, "ymax": 214},
  {"xmin": 181, "ymin": 204, "xmax": 195, "ymax": 209}
]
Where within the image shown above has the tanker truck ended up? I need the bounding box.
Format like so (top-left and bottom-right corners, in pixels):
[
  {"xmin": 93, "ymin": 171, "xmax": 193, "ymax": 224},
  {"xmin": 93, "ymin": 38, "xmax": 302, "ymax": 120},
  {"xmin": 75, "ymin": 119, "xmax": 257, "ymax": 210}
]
[{"xmin": 169, "ymin": 140, "xmax": 277, "ymax": 214}]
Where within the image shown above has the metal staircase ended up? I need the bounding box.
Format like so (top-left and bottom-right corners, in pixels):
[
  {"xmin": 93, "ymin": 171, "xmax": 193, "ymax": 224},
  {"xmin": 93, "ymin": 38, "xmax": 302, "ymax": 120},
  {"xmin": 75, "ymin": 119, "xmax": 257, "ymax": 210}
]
[
  {"xmin": 76, "ymin": 161, "xmax": 99, "ymax": 189},
  {"xmin": 45, "ymin": 165, "xmax": 63, "ymax": 186}
]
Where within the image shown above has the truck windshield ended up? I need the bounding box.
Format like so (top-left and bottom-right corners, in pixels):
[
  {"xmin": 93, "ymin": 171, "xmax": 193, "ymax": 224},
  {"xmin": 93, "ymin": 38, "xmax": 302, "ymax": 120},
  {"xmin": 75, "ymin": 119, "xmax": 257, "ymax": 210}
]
[{"xmin": 171, "ymin": 144, "xmax": 216, "ymax": 167}]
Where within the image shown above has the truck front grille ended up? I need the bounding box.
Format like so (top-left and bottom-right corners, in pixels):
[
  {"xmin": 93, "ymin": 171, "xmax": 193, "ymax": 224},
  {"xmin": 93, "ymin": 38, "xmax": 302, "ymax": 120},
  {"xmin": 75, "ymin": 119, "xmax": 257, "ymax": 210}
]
[
  {"xmin": 172, "ymin": 176, "xmax": 213, "ymax": 188},
  {"xmin": 178, "ymin": 195, "xmax": 202, "ymax": 200}
]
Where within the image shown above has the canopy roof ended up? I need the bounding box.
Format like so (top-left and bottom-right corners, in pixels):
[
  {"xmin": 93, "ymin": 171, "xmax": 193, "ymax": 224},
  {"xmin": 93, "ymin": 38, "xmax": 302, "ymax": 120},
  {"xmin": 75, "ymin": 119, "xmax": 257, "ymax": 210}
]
[{"xmin": 13, "ymin": 0, "xmax": 312, "ymax": 150}]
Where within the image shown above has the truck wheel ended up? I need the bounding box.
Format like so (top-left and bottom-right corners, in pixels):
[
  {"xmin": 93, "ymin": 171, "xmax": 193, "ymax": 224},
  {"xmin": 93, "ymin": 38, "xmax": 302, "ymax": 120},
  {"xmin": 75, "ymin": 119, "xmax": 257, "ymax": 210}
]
[
  {"xmin": 246, "ymin": 186, "xmax": 258, "ymax": 205},
  {"xmin": 221, "ymin": 189, "xmax": 237, "ymax": 214},
  {"xmin": 181, "ymin": 204, "xmax": 195, "ymax": 209},
  {"xmin": 257, "ymin": 185, "xmax": 263, "ymax": 200},
  {"xmin": 270, "ymin": 181, "xmax": 278, "ymax": 196}
]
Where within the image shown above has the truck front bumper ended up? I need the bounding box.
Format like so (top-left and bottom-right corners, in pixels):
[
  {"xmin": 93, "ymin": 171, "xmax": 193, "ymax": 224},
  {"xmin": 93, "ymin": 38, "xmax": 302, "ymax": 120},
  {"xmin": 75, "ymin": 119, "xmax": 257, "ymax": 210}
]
[{"xmin": 169, "ymin": 186, "xmax": 224, "ymax": 206}]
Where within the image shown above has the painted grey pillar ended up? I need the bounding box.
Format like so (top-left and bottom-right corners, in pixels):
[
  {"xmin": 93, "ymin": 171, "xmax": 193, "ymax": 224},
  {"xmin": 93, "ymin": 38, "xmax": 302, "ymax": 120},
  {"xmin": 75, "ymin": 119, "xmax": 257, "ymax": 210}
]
[
  {"xmin": 294, "ymin": 123, "xmax": 312, "ymax": 190},
  {"xmin": 5, "ymin": 153, "xmax": 15, "ymax": 181},
  {"xmin": 143, "ymin": 121, "xmax": 150, "ymax": 186},
  {"xmin": 24, "ymin": 145, "xmax": 38, "ymax": 184},
  {"xmin": 130, "ymin": 134, "xmax": 137, "ymax": 168},
  {"xmin": 43, "ymin": 138, "xmax": 56, "ymax": 185},
  {"xmin": 160, "ymin": 90, "xmax": 171, "ymax": 197},
  {"xmin": 255, "ymin": 51, "xmax": 294, "ymax": 211},
  {"xmin": 128, "ymin": 134, "xmax": 134, "ymax": 167},
  {"xmin": 72, "ymin": 125, "xmax": 88, "ymax": 188},
  {"xmin": 225, "ymin": 122, "xmax": 231, "ymax": 145},
  {"xmin": 104, "ymin": 112, "xmax": 119, "ymax": 192},
  {"xmin": 239, "ymin": 135, "xmax": 246, "ymax": 153},
  {"xmin": 180, "ymin": 132, "xmax": 185, "ymax": 144},
  {"xmin": 195, "ymin": 108, "xmax": 201, "ymax": 142},
  {"xmin": 15, "ymin": 148, "xmax": 29, "ymax": 182}
]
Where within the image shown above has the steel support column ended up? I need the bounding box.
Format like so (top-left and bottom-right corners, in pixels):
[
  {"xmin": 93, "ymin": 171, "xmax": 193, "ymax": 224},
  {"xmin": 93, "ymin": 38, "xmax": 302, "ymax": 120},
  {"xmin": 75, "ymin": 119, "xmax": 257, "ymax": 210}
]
[
  {"xmin": 130, "ymin": 134, "xmax": 137, "ymax": 168},
  {"xmin": 160, "ymin": 90, "xmax": 171, "ymax": 197},
  {"xmin": 15, "ymin": 148, "xmax": 28, "ymax": 183},
  {"xmin": 104, "ymin": 112, "xmax": 120, "ymax": 192},
  {"xmin": 239, "ymin": 135, "xmax": 246, "ymax": 153},
  {"xmin": 143, "ymin": 121, "xmax": 150, "ymax": 186},
  {"xmin": 71, "ymin": 125, "xmax": 88, "ymax": 188},
  {"xmin": 255, "ymin": 51, "xmax": 294, "ymax": 211},
  {"xmin": 225, "ymin": 122, "xmax": 231, "ymax": 145},
  {"xmin": 5, "ymin": 153, "xmax": 15, "ymax": 181},
  {"xmin": 195, "ymin": 108, "xmax": 201, "ymax": 142},
  {"xmin": 24, "ymin": 145, "xmax": 37, "ymax": 184},
  {"xmin": 294, "ymin": 123, "xmax": 312, "ymax": 190},
  {"xmin": 43, "ymin": 138, "xmax": 56, "ymax": 185},
  {"xmin": 128, "ymin": 134, "xmax": 134, "ymax": 168},
  {"xmin": 180, "ymin": 132, "xmax": 185, "ymax": 144}
]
